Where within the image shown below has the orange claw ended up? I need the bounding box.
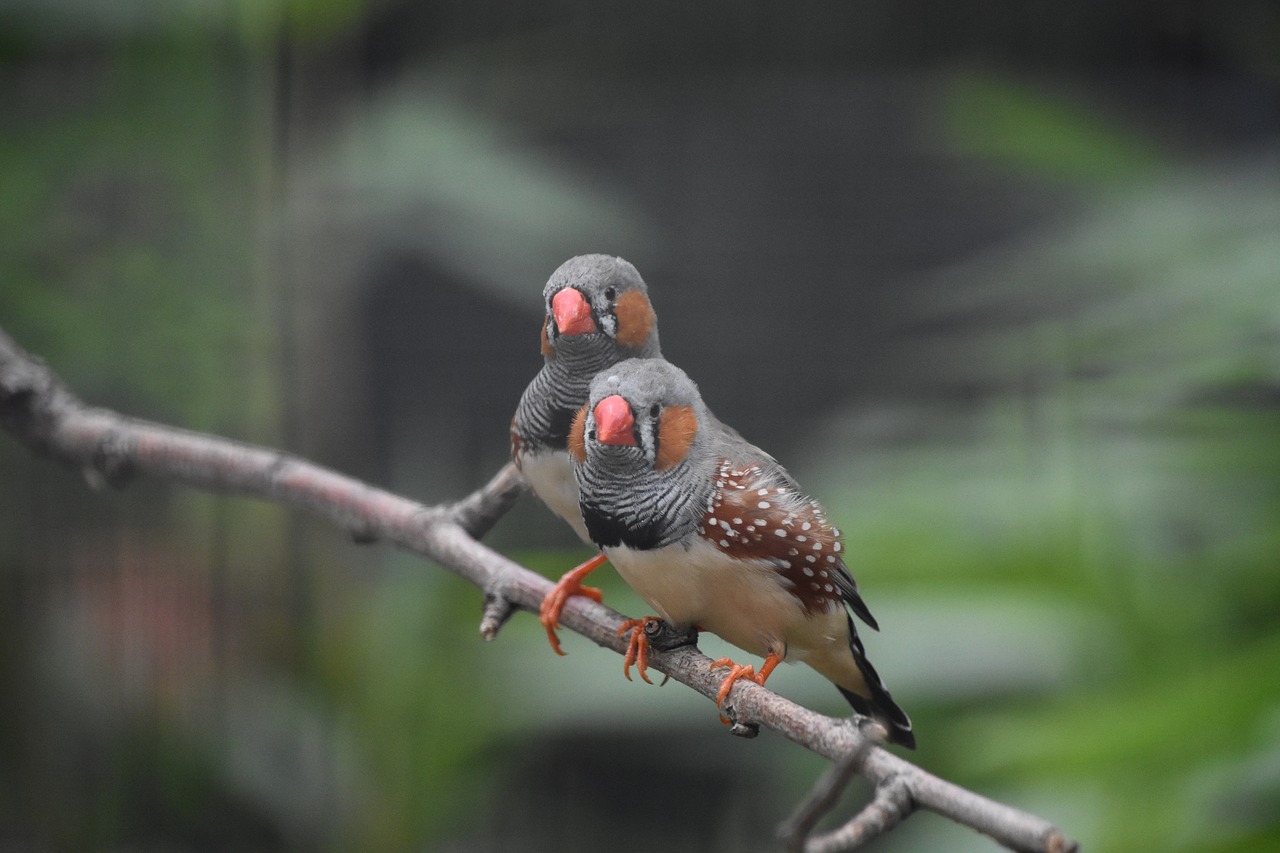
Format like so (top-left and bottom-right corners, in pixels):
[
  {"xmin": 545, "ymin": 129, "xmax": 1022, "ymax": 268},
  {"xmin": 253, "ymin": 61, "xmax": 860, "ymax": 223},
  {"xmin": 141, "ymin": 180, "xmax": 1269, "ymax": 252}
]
[
  {"xmin": 710, "ymin": 653, "xmax": 782, "ymax": 715},
  {"xmin": 540, "ymin": 553, "xmax": 608, "ymax": 655},
  {"xmin": 617, "ymin": 616, "xmax": 664, "ymax": 684}
]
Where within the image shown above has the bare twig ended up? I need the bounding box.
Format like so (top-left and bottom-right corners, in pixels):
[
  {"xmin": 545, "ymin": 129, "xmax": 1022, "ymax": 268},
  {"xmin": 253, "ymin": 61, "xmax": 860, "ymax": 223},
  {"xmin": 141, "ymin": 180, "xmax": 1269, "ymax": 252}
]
[
  {"xmin": 778, "ymin": 737, "xmax": 875, "ymax": 852},
  {"xmin": 446, "ymin": 462, "xmax": 526, "ymax": 540},
  {"xmin": 807, "ymin": 776, "xmax": 912, "ymax": 853},
  {"xmin": 0, "ymin": 326, "xmax": 1078, "ymax": 852},
  {"xmin": 479, "ymin": 583, "xmax": 519, "ymax": 641}
]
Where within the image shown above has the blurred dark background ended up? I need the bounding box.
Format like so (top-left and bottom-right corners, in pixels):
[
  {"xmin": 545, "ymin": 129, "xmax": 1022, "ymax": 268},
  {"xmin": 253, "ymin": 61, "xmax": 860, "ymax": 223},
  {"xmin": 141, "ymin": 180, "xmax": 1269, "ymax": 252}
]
[{"xmin": 1, "ymin": 1, "xmax": 1278, "ymax": 850}]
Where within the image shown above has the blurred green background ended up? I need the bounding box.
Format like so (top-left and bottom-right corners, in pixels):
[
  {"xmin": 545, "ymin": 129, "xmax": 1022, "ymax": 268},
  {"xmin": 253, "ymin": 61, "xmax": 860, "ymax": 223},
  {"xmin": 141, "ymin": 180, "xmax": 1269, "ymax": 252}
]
[{"xmin": 1, "ymin": 1, "xmax": 1278, "ymax": 850}]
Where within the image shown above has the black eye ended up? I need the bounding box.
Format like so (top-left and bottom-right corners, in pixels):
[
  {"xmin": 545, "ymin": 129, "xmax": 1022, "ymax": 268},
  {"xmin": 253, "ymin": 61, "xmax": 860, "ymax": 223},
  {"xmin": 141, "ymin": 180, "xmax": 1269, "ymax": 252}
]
[
  {"xmin": 587, "ymin": 428, "xmax": 596, "ymax": 441},
  {"xmin": 604, "ymin": 286, "xmax": 617, "ymax": 301},
  {"xmin": 649, "ymin": 404, "xmax": 661, "ymax": 419}
]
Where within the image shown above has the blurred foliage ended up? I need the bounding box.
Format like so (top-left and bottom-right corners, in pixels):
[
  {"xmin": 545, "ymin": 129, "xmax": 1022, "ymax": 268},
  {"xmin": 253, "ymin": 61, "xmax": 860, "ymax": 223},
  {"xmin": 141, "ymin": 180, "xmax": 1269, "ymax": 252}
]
[
  {"xmin": 1, "ymin": 2, "xmax": 1278, "ymax": 852},
  {"xmin": 321, "ymin": 562, "xmax": 502, "ymax": 847},
  {"xmin": 946, "ymin": 72, "xmax": 1171, "ymax": 187},
  {"xmin": 804, "ymin": 132, "xmax": 1280, "ymax": 849},
  {"xmin": 0, "ymin": 37, "xmax": 278, "ymax": 433},
  {"xmin": 0, "ymin": 0, "xmax": 370, "ymax": 45}
]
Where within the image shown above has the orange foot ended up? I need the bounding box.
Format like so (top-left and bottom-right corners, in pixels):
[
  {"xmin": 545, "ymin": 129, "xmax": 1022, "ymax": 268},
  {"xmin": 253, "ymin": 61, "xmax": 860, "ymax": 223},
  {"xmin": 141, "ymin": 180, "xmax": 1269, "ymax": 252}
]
[
  {"xmin": 540, "ymin": 553, "xmax": 608, "ymax": 656},
  {"xmin": 710, "ymin": 653, "xmax": 782, "ymax": 720},
  {"xmin": 617, "ymin": 616, "xmax": 665, "ymax": 684}
]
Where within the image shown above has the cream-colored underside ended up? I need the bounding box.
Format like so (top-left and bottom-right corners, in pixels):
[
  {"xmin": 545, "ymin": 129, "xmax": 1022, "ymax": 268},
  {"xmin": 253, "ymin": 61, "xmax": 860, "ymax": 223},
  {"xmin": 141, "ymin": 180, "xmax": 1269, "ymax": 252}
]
[
  {"xmin": 607, "ymin": 537, "xmax": 868, "ymax": 696},
  {"xmin": 520, "ymin": 450, "xmax": 591, "ymax": 543}
]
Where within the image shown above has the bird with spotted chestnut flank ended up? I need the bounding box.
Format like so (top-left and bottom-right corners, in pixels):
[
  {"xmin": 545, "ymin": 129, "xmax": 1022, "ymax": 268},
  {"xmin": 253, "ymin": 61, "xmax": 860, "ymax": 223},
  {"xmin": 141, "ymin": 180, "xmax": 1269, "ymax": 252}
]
[
  {"xmin": 511, "ymin": 255, "xmax": 662, "ymax": 655},
  {"xmin": 568, "ymin": 357, "xmax": 914, "ymax": 748}
]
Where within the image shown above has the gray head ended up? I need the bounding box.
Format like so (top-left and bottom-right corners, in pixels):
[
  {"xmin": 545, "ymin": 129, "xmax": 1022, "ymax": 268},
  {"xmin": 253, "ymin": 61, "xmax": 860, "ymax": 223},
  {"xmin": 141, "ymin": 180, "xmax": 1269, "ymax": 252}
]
[
  {"xmin": 571, "ymin": 358, "xmax": 709, "ymax": 476},
  {"xmin": 540, "ymin": 255, "xmax": 661, "ymax": 360},
  {"xmin": 569, "ymin": 358, "xmax": 714, "ymax": 549}
]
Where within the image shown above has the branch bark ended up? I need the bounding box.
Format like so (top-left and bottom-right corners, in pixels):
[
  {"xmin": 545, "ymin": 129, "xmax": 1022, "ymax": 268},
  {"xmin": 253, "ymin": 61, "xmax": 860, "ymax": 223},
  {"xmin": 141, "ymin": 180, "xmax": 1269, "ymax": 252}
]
[{"xmin": 0, "ymin": 326, "xmax": 1078, "ymax": 853}]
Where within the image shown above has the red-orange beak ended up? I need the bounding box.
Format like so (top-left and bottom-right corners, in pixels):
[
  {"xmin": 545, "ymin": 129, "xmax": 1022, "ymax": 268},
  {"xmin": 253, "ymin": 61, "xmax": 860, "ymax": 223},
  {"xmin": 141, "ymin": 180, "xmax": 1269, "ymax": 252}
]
[
  {"xmin": 594, "ymin": 395, "xmax": 637, "ymax": 446},
  {"xmin": 551, "ymin": 288, "xmax": 596, "ymax": 336}
]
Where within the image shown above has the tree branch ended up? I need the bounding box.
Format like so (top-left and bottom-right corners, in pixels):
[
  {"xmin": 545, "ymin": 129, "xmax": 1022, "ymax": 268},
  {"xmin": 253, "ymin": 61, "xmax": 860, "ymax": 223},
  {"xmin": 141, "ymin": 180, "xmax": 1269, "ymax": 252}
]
[{"xmin": 0, "ymin": 326, "xmax": 1078, "ymax": 852}]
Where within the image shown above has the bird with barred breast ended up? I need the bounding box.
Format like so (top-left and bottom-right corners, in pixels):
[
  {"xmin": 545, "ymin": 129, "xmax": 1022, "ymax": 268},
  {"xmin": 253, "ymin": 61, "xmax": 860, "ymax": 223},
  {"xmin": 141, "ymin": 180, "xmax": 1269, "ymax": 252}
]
[
  {"xmin": 511, "ymin": 254, "xmax": 662, "ymax": 654},
  {"xmin": 567, "ymin": 357, "xmax": 914, "ymax": 748}
]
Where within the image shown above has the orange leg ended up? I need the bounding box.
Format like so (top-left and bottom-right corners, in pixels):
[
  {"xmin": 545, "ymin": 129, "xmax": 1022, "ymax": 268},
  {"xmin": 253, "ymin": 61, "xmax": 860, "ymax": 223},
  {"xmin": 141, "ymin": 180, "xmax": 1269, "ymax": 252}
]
[
  {"xmin": 539, "ymin": 553, "xmax": 608, "ymax": 656},
  {"xmin": 616, "ymin": 616, "xmax": 665, "ymax": 684},
  {"xmin": 710, "ymin": 653, "xmax": 782, "ymax": 711}
]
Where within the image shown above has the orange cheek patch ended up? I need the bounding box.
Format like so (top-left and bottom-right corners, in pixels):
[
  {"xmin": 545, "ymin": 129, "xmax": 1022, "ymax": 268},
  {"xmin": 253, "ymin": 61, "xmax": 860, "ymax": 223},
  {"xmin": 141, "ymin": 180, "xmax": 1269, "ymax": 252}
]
[
  {"xmin": 614, "ymin": 290, "xmax": 656, "ymax": 349},
  {"xmin": 567, "ymin": 404, "xmax": 589, "ymax": 462},
  {"xmin": 656, "ymin": 405, "xmax": 697, "ymax": 470}
]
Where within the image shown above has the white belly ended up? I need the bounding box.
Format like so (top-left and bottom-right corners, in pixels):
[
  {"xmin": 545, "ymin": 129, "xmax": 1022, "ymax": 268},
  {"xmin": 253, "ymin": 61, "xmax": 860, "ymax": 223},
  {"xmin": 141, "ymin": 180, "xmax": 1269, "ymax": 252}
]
[
  {"xmin": 519, "ymin": 450, "xmax": 590, "ymax": 543},
  {"xmin": 605, "ymin": 537, "xmax": 857, "ymax": 688}
]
